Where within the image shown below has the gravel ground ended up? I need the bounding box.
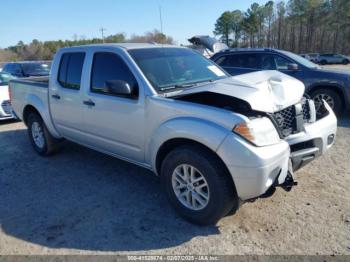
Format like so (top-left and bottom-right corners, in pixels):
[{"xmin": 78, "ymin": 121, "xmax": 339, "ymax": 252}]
[
  {"xmin": 323, "ymin": 64, "xmax": 350, "ymax": 71},
  {"xmin": 0, "ymin": 112, "xmax": 349, "ymax": 256}
]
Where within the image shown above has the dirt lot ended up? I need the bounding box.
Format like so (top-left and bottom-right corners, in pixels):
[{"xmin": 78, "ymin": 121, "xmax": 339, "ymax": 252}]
[
  {"xmin": 323, "ymin": 64, "xmax": 350, "ymax": 71},
  {"xmin": 0, "ymin": 112, "xmax": 349, "ymax": 255}
]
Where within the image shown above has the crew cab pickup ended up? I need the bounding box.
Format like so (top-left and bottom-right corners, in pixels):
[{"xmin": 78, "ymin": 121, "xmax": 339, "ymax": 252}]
[{"xmin": 10, "ymin": 44, "xmax": 337, "ymax": 225}]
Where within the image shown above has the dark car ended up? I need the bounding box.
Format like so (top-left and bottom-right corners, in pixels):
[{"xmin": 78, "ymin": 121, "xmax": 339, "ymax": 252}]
[
  {"xmin": 211, "ymin": 48, "xmax": 350, "ymax": 115},
  {"xmin": 2, "ymin": 61, "xmax": 51, "ymax": 78}
]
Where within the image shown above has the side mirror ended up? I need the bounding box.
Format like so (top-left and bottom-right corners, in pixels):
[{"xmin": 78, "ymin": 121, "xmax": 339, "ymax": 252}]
[
  {"xmin": 105, "ymin": 80, "xmax": 136, "ymax": 97},
  {"xmin": 287, "ymin": 63, "xmax": 299, "ymax": 71}
]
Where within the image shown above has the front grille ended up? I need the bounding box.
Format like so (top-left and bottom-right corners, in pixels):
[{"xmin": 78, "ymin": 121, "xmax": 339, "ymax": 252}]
[
  {"xmin": 273, "ymin": 98, "xmax": 312, "ymax": 138},
  {"xmin": 302, "ymin": 100, "xmax": 311, "ymax": 121},
  {"xmin": 1, "ymin": 100, "xmax": 12, "ymax": 115}
]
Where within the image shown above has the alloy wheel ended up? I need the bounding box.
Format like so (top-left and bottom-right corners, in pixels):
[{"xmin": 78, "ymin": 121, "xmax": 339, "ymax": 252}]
[
  {"xmin": 31, "ymin": 121, "xmax": 45, "ymax": 149},
  {"xmin": 171, "ymin": 164, "xmax": 210, "ymax": 211},
  {"xmin": 313, "ymin": 93, "xmax": 335, "ymax": 111}
]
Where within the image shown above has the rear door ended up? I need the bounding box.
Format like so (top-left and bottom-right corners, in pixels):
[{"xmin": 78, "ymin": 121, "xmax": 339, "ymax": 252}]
[
  {"xmin": 80, "ymin": 50, "xmax": 145, "ymax": 163},
  {"xmin": 214, "ymin": 53, "xmax": 260, "ymax": 76},
  {"xmin": 49, "ymin": 52, "xmax": 87, "ymax": 141}
]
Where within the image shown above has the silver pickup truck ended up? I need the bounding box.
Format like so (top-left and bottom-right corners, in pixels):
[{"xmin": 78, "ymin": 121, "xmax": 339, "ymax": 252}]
[{"xmin": 10, "ymin": 44, "xmax": 337, "ymax": 225}]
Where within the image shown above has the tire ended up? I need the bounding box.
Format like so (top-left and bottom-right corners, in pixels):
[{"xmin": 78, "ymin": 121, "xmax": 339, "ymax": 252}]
[
  {"xmin": 342, "ymin": 59, "xmax": 349, "ymax": 65},
  {"xmin": 27, "ymin": 112, "xmax": 61, "ymax": 156},
  {"xmin": 310, "ymin": 88, "xmax": 343, "ymax": 116},
  {"xmin": 320, "ymin": 60, "xmax": 327, "ymax": 65},
  {"xmin": 160, "ymin": 144, "xmax": 238, "ymax": 225}
]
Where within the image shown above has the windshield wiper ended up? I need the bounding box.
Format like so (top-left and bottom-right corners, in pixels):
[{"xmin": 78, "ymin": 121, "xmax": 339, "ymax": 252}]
[{"xmin": 160, "ymin": 79, "xmax": 214, "ymax": 91}]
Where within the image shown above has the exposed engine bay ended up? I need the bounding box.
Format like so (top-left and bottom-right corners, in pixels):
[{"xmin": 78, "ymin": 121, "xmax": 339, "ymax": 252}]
[
  {"xmin": 174, "ymin": 91, "xmax": 318, "ymax": 139},
  {"xmin": 174, "ymin": 91, "xmax": 253, "ymax": 115}
]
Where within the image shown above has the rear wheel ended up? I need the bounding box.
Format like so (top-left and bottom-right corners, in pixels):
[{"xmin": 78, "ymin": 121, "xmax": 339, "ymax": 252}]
[
  {"xmin": 161, "ymin": 144, "xmax": 238, "ymax": 225},
  {"xmin": 27, "ymin": 112, "xmax": 61, "ymax": 156},
  {"xmin": 320, "ymin": 60, "xmax": 327, "ymax": 65},
  {"xmin": 310, "ymin": 88, "xmax": 343, "ymax": 116}
]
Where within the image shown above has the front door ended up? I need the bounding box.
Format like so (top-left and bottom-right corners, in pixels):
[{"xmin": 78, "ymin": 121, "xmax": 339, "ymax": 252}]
[{"xmin": 81, "ymin": 51, "xmax": 145, "ymax": 163}]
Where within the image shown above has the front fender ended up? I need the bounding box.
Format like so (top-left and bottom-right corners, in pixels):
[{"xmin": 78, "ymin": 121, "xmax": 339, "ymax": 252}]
[
  {"xmin": 25, "ymin": 94, "xmax": 61, "ymax": 138},
  {"xmin": 146, "ymin": 117, "xmax": 231, "ymax": 174}
]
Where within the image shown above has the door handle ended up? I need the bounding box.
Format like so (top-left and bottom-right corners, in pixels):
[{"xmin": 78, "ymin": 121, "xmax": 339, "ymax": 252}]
[
  {"xmin": 51, "ymin": 94, "xmax": 61, "ymax": 100},
  {"xmin": 83, "ymin": 100, "xmax": 95, "ymax": 107}
]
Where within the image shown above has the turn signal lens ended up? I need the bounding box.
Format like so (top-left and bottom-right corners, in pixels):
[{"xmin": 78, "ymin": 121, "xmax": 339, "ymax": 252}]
[{"xmin": 233, "ymin": 123, "xmax": 255, "ymax": 142}]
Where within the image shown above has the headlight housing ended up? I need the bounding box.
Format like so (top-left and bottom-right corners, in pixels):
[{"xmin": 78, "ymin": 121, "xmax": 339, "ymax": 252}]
[{"xmin": 233, "ymin": 117, "xmax": 281, "ymax": 147}]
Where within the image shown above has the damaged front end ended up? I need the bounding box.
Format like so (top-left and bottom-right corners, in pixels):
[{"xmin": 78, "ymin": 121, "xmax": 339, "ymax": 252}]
[
  {"xmin": 260, "ymin": 160, "xmax": 298, "ymax": 199},
  {"xmin": 173, "ymin": 86, "xmax": 334, "ymax": 173},
  {"xmin": 168, "ymin": 71, "xmax": 336, "ymax": 199}
]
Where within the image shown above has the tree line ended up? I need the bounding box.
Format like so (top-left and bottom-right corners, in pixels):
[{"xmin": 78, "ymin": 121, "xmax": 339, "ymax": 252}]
[
  {"xmin": 214, "ymin": 0, "xmax": 350, "ymax": 54},
  {"xmin": 0, "ymin": 30, "xmax": 174, "ymax": 62}
]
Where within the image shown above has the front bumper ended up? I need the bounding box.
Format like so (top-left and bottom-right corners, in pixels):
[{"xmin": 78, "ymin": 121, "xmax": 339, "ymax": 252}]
[
  {"xmin": 285, "ymin": 101, "xmax": 337, "ymax": 171},
  {"xmin": 217, "ymin": 134, "xmax": 291, "ymax": 200}
]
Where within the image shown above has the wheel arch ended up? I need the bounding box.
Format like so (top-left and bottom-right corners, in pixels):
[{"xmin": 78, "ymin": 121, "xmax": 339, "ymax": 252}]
[
  {"xmin": 22, "ymin": 102, "xmax": 61, "ymax": 139},
  {"xmin": 155, "ymin": 137, "xmax": 237, "ymax": 193},
  {"xmin": 23, "ymin": 104, "xmax": 42, "ymax": 126},
  {"xmin": 147, "ymin": 117, "xmax": 231, "ymax": 173}
]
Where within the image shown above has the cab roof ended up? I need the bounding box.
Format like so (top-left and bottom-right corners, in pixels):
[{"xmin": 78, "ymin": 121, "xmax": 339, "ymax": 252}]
[{"xmin": 72, "ymin": 43, "xmax": 178, "ymax": 50}]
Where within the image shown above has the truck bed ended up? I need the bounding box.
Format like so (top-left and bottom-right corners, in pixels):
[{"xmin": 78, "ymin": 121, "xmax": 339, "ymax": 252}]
[
  {"xmin": 10, "ymin": 76, "xmax": 49, "ymax": 122},
  {"xmin": 11, "ymin": 76, "xmax": 49, "ymax": 88}
]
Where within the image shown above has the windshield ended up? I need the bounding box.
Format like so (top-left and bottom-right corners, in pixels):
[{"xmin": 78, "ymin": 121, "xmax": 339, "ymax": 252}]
[
  {"xmin": 22, "ymin": 63, "xmax": 50, "ymax": 76},
  {"xmin": 0, "ymin": 72, "xmax": 15, "ymax": 86},
  {"xmin": 128, "ymin": 48, "xmax": 228, "ymax": 92},
  {"xmin": 281, "ymin": 51, "xmax": 320, "ymax": 69}
]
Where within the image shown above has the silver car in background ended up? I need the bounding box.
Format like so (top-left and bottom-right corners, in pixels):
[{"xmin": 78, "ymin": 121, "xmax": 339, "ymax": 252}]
[{"xmin": 318, "ymin": 53, "xmax": 350, "ymax": 65}]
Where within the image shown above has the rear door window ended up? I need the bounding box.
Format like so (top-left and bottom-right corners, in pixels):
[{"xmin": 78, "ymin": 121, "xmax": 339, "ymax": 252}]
[
  {"xmin": 13, "ymin": 64, "xmax": 22, "ymax": 74},
  {"xmin": 259, "ymin": 54, "xmax": 277, "ymax": 70},
  {"xmin": 4, "ymin": 64, "xmax": 22, "ymax": 75},
  {"xmin": 3, "ymin": 64, "xmax": 13, "ymax": 73},
  {"xmin": 216, "ymin": 54, "xmax": 260, "ymax": 69},
  {"xmin": 58, "ymin": 53, "xmax": 85, "ymax": 90}
]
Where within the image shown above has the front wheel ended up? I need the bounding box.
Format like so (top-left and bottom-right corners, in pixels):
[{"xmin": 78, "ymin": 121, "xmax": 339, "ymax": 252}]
[
  {"xmin": 27, "ymin": 112, "xmax": 61, "ymax": 156},
  {"xmin": 342, "ymin": 59, "xmax": 349, "ymax": 65},
  {"xmin": 161, "ymin": 145, "xmax": 238, "ymax": 225},
  {"xmin": 310, "ymin": 88, "xmax": 343, "ymax": 116}
]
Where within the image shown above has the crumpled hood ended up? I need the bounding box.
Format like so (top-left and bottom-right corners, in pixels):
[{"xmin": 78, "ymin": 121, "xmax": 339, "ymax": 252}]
[{"xmin": 168, "ymin": 70, "xmax": 305, "ymax": 113}]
